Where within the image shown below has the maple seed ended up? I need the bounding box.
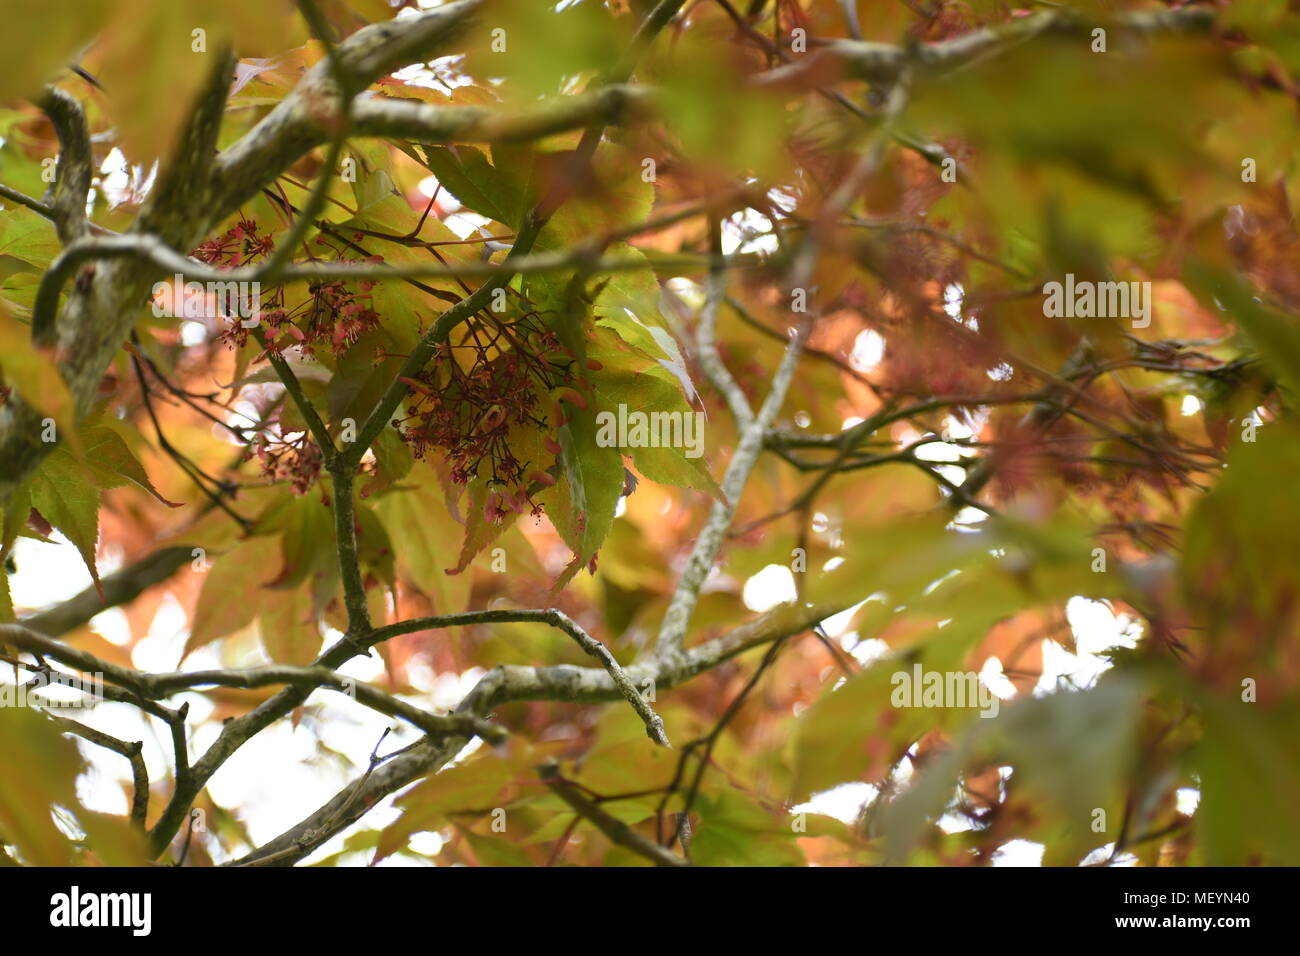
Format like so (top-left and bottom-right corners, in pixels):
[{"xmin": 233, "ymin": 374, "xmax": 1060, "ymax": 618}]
[
  {"xmin": 476, "ymin": 404, "xmax": 508, "ymax": 433},
  {"xmin": 528, "ymin": 469, "xmax": 557, "ymax": 487},
  {"xmin": 543, "ymin": 436, "xmax": 564, "ymax": 456},
  {"xmin": 585, "ymin": 359, "xmax": 603, "ymax": 371},
  {"xmin": 553, "ymin": 386, "xmax": 588, "ymax": 410}
]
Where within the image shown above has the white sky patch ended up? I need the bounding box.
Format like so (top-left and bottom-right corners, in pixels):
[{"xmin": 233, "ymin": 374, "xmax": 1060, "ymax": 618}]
[
  {"xmin": 203, "ymin": 689, "xmax": 424, "ymax": 863},
  {"xmin": 130, "ymin": 592, "xmax": 191, "ymax": 673},
  {"xmin": 939, "ymin": 809, "xmax": 976, "ymax": 834},
  {"xmin": 20, "ymin": 669, "xmax": 92, "ymax": 709},
  {"xmin": 951, "ymin": 505, "xmax": 988, "ymax": 527},
  {"xmin": 224, "ymin": 397, "xmax": 265, "ymax": 443},
  {"xmin": 89, "ymin": 608, "xmax": 132, "ymax": 647},
  {"xmin": 942, "ymin": 413, "xmax": 979, "ymax": 442},
  {"xmin": 443, "ymin": 734, "xmax": 485, "ymax": 770},
  {"xmin": 179, "ymin": 691, "xmax": 216, "ymax": 725},
  {"xmin": 1036, "ymin": 597, "xmax": 1142, "ymax": 692},
  {"xmin": 742, "ymin": 564, "xmax": 797, "ymax": 613},
  {"xmin": 819, "ymin": 596, "xmax": 871, "ymax": 638},
  {"xmin": 407, "ymin": 831, "xmax": 447, "ymax": 856},
  {"xmin": 416, "ymin": 174, "xmax": 446, "ymax": 199},
  {"xmin": 443, "ymin": 210, "xmax": 491, "ymax": 240},
  {"xmin": 815, "ymin": 517, "xmax": 843, "ymax": 550},
  {"xmin": 943, "ymin": 283, "xmax": 964, "ymax": 321},
  {"xmin": 913, "ymin": 436, "xmax": 962, "ymax": 463},
  {"xmin": 1181, "ymin": 395, "xmax": 1202, "ymax": 416},
  {"xmin": 766, "ymin": 187, "xmax": 798, "ymax": 215},
  {"xmin": 96, "ymin": 147, "xmax": 157, "ymax": 210},
  {"xmin": 721, "ymin": 208, "xmax": 779, "ymax": 255},
  {"xmin": 666, "ymin": 275, "xmax": 703, "ymax": 307},
  {"xmin": 98, "ymin": 148, "xmax": 131, "ymax": 206},
  {"xmin": 8, "ymin": 535, "xmax": 93, "ymax": 611},
  {"xmin": 205, "ymin": 720, "xmax": 341, "ymax": 846},
  {"xmin": 991, "ymin": 838, "xmax": 1045, "ymax": 866},
  {"xmin": 333, "ymin": 636, "xmax": 386, "ymax": 683},
  {"xmin": 430, "ymin": 667, "xmax": 488, "ymax": 712},
  {"xmin": 404, "ymin": 657, "xmax": 438, "ymax": 693},
  {"xmin": 895, "ymin": 747, "xmax": 917, "ymax": 786},
  {"xmin": 1176, "ymin": 787, "xmax": 1200, "ymax": 815},
  {"xmin": 1222, "ymin": 204, "xmax": 1249, "ymax": 241},
  {"xmin": 979, "ymin": 656, "xmax": 1018, "ymax": 700},
  {"xmin": 1080, "ymin": 843, "xmax": 1138, "ymax": 866},
  {"xmin": 75, "ymin": 750, "xmax": 130, "ymax": 817},
  {"xmin": 389, "ymin": 32, "xmax": 475, "ymax": 90},
  {"xmin": 180, "ymin": 320, "xmax": 207, "ymax": 346},
  {"xmin": 848, "ymin": 636, "xmax": 890, "ymax": 667},
  {"xmin": 987, "ymin": 361, "xmax": 1014, "ymax": 381},
  {"xmin": 387, "ymin": 9, "xmax": 480, "ymax": 87},
  {"xmin": 849, "ymin": 329, "xmax": 884, "ymax": 372},
  {"xmin": 913, "ymin": 436, "xmax": 968, "ymax": 487},
  {"xmin": 85, "ymin": 703, "xmax": 172, "ymax": 783},
  {"xmin": 793, "ymin": 781, "xmax": 876, "ymax": 824}
]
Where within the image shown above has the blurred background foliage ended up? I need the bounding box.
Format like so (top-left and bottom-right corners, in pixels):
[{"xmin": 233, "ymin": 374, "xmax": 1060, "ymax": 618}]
[{"xmin": 1, "ymin": 0, "xmax": 1299, "ymax": 867}]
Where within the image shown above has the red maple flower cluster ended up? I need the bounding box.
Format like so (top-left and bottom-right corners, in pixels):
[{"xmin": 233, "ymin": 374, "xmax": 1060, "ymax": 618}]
[
  {"xmin": 296, "ymin": 273, "xmax": 381, "ymax": 358},
  {"xmin": 395, "ymin": 311, "xmax": 577, "ymax": 517},
  {"xmin": 192, "ymin": 216, "xmax": 284, "ymax": 351},
  {"xmin": 193, "ymin": 217, "xmax": 275, "ymax": 267},
  {"xmin": 193, "ymin": 219, "xmax": 589, "ymax": 508},
  {"xmin": 246, "ymin": 428, "xmax": 323, "ymax": 496},
  {"xmin": 245, "ymin": 273, "xmax": 381, "ymax": 360},
  {"xmin": 193, "ymin": 218, "xmax": 381, "ymax": 358}
]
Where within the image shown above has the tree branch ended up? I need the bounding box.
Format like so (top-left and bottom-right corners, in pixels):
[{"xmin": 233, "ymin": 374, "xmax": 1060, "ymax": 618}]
[
  {"xmin": 17, "ymin": 0, "xmax": 700, "ymax": 864},
  {"xmin": 1, "ymin": 52, "xmax": 240, "ymax": 509},
  {"xmin": 326, "ymin": 467, "xmax": 371, "ymax": 640},
  {"xmin": 652, "ymin": 316, "xmax": 809, "ymax": 660},
  {"xmin": 367, "ymin": 608, "xmax": 668, "ymax": 744},
  {"xmin": 0, "ymin": 623, "xmax": 502, "ymax": 740},
  {"xmin": 209, "ymin": 0, "xmax": 484, "ymax": 221},
  {"xmin": 231, "ymin": 598, "xmax": 841, "ymax": 865},
  {"xmin": 30, "ymin": 231, "xmax": 735, "ymax": 351},
  {"xmin": 695, "ymin": 217, "xmax": 755, "ymax": 429},
  {"xmin": 35, "ymin": 87, "xmax": 92, "ymax": 245},
  {"xmin": 538, "ymin": 760, "xmax": 689, "ymax": 867},
  {"xmin": 0, "ymin": 181, "xmax": 57, "ymax": 219},
  {"xmin": 349, "ymin": 84, "xmax": 651, "ymax": 144},
  {"xmin": 0, "ymin": 4, "xmax": 482, "ymax": 507},
  {"xmin": 47, "ymin": 714, "xmax": 150, "ymax": 830},
  {"xmin": 755, "ymin": 6, "xmax": 1215, "ymax": 89}
]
